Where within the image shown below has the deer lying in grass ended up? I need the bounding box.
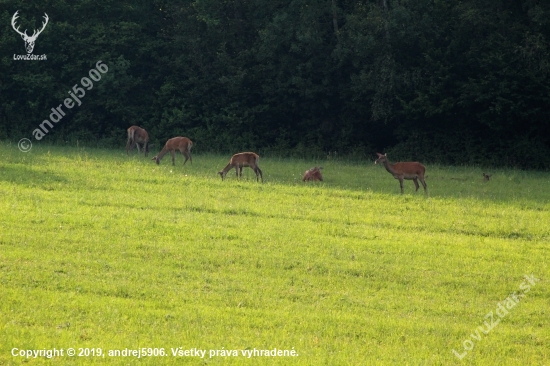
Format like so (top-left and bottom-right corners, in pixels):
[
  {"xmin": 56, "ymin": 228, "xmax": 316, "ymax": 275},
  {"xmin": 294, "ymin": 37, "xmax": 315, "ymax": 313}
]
[
  {"xmin": 126, "ymin": 126, "xmax": 150, "ymax": 156},
  {"xmin": 152, "ymin": 137, "xmax": 193, "ymax": 165},
  {"xmin": 218, "ymin": 152, "xmax": 263, "ymax": 182},
  {"xmin": 302, "ymin": 166, "xmax": 323, "ymax": 181},
  {"xmin": 374, "ymin": 153, "xmax": 427, "ymax": 194},
  {"xmin": 483, "ymin": 173, "xmax": 492, "ymax": 181}
]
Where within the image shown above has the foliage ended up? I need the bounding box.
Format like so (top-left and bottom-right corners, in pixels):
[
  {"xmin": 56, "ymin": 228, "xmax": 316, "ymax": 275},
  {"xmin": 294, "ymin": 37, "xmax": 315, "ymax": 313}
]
[{"xmin": 1, "ymin": 0, "xmax": 549, "ymax": 168}]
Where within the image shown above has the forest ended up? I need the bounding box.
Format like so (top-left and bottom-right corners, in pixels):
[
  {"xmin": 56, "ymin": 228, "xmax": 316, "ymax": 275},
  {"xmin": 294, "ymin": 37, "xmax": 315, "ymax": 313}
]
[{"xmin": 1, "ymin": 0, "xmax": 549, "ymax": 169}]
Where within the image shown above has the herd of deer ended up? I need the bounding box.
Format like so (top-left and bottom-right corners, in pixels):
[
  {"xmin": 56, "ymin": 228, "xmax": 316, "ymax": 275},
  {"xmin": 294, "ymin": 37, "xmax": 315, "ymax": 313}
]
[
  {"xmin": 125, "ymin": 125, "xmax": 263, "ymax": 182},
  {"xmin": 125, "ymin": 126, "xmax": 491, "ymax": 194}
]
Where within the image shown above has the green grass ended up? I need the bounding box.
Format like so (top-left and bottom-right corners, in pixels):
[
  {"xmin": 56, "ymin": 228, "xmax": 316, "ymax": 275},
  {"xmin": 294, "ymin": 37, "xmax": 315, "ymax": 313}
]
[{"xmin": 0, "ymin": 141, "xmax": 548, "ymax": 365}]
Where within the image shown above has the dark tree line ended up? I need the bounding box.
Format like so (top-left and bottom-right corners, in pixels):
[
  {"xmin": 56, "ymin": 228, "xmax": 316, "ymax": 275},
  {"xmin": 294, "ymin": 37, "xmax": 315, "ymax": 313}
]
[{"xmin": 1, "ymin": 0, "xmax": 549, "ymax": 168}]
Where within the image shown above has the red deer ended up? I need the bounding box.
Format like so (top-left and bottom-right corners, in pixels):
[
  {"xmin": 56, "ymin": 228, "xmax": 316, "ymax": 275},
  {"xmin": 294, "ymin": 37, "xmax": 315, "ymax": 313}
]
[
  {"xmin": 374, "ymin": 153, "xmax": 427, "ymax": 194},
  {"xmin": 483, "ymin": 173, "xmax": 492, "ymax": 181},
  {"xmin": 152, "ymin": 137, "xmax": 193, "ymax": 165},
  {"xmin": 302, "ymin": 166, "xmax": 323, "ymax": 181},
  {"xmin": 218, "ymin": 152, "xmax": 263, "ymax": 182},
  {"xmin": 126, "ymin": 126, "xmax": 150, "ymax": 157}
]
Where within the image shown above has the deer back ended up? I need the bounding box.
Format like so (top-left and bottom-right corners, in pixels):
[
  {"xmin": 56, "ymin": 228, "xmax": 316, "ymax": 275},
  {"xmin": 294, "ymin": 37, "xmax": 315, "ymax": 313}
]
[{"xmin": 391, "ymin": 162, "xmax": 426, "ymax": 176}]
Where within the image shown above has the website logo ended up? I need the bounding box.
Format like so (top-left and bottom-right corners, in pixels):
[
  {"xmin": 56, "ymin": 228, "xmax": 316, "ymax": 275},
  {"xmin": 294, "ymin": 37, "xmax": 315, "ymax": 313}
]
[{"xmin": 12, "ymin": 10, "xmax": 48, "ymax": 61}]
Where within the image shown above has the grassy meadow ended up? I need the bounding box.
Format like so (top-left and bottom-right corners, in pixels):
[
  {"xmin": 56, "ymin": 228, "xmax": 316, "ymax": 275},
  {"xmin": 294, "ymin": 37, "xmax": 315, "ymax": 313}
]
[{"xmin": 0, "ymin": 141, "xmax": 548, "ymax": 365}]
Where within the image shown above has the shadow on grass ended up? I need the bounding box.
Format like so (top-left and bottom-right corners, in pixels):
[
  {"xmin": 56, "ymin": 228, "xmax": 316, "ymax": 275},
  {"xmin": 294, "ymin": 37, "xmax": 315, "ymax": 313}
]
[
  {"xmin": 0, "ymin": 165, "xmax": 68, "ymax": 189},
  {"xmin": 272, "ymin": 161, "xmax": 550, "ymax": 208},
  {"xmin": 2, "ymin": 143, "xmax": 549, "ymax": 207}
]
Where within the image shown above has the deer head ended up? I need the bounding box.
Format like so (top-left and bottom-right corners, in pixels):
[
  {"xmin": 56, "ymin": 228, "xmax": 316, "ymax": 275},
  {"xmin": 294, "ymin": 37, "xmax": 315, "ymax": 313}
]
[
  {"xmin": 12, "ymin": 11, "xmax": 49, "ymax": 54},
  {"xmin": 374, "ymin": 153, "xmax": 387, "ymax": 164}
]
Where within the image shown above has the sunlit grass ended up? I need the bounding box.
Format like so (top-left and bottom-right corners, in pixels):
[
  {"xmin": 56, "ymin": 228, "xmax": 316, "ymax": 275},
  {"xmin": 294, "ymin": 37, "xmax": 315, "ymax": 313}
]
[{"xmin": 0, "ymin": 141, "xmax": 548, "ymax": 365}]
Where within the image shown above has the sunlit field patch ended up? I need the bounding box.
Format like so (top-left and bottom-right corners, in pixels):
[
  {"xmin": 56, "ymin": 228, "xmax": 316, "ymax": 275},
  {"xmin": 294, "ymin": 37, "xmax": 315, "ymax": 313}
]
[{"xmin": 0, "ymin": 142, "xmax": 548, "ymax": 365}]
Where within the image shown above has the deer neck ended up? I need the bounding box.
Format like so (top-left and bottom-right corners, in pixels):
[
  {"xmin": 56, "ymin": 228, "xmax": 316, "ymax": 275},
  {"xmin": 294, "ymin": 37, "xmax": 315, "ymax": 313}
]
[
  {"xmin": 382, "ymin": 159, "xmax": 398, "ymax": 175},
  {"xmin": 221, "ymin": 163, "xmax": 233, "ymax": 174},
  {"xmin": 156, "ymin": 149, "xmax": 167, "ymax": 159}
]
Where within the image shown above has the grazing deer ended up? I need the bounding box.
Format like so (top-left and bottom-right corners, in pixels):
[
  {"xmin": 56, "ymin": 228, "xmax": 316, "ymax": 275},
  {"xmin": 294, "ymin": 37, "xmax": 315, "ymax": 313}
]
[
  {"xmin": 483, "ymin": 173, "xmax": 492, "ymax": 181},
  {"xmin": 218, "ymin": 152, "xmax": 263, "ymax": 182},
  {"xmin": 126, "ymin": 126, "xmax": 150, "ymax": 156},
  {"xmin": 374, "ymin": 153, "xmax": 427, "ymax": 194},
  {"xmin": 152, "ymin": 137, "xmax": 193, "ymax": 165},
  {"xmin": 302, "ymin": 166, "xmax": 323, "ymax": 181}
]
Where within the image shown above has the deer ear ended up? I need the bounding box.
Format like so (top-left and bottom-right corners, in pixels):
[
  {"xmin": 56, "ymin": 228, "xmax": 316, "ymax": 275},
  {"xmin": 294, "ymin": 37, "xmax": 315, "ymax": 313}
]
[
  {"xmin": 384, "ymin": 153, "xmax": 387, "ymax": 156},
  {"xmin": 376, "ymin": 153, "xmax": 382, "ymax": 157}
]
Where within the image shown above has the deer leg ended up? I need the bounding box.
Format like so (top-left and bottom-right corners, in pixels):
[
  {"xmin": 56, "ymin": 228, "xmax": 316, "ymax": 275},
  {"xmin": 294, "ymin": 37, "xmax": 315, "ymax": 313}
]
[
  {"xmin": 420, "ymin": 177, "xmax": 427, "ymax": 193},
  {"xmin": 255, "ymin": 167, "xmax": 263, "ymax": 182},
  {"xmin": 144, "ymin": 143, "xmax": 148, "ymax": 157},
  {"xmin": 126, "ymin": 139, "xmax": 132, "ymax": 155},
  {"xmin": 128, "ymin": 141, "xmax": 137, "ymax": 155},
  {"xmin": 398, "ymin": 177, "xmax": 404, "ymax": 194},
  {"xmin": 413, "ymin": 178, "xmax": 420, "ymax": 191},
  {"xmin": 171, "ymin": 150, "xmax": 176, "ymax": 165},
  {"xmin": 180, "ymin": 148, "xmax": 189, "ymax": 165},
  {"xmin": 252, "ymin": 167, "xmax": 257, "ymax": 181}
]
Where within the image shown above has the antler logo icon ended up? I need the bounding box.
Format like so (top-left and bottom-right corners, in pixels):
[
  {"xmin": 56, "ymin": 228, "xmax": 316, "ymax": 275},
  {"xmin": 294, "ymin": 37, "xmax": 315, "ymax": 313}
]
[{"xmin": 11, "ymin": 10, "xmax": 49, "ymax": 54}]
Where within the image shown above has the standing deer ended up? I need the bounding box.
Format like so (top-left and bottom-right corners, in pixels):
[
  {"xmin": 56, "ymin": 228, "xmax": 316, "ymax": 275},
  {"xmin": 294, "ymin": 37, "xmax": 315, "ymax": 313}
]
[
  {"xmin": 302, "ymin": 166, "xmax": 324, "ymax": 181},
  {"xmin": 11, "ymin": 11, "xmax": 49, "ymax": 54},
  {"xmin": 218, "ymin": 152, "xmax": 263, "ymax": 182},
  {"xmin": 374, "ymin": 153, "xmax": 427, "ymax": 194},
  {"xmin": 126, "ymin": 126, "xmax": 150, "ymax": 156},
  {"xmin": 152, "ymin": 137, "xmax": 193, "ymax": 165}
]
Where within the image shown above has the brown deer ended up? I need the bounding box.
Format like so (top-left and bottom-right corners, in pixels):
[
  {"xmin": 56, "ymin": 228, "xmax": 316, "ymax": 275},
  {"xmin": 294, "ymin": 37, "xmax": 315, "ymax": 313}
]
[
  {"xmin": 374, "ymin": 153, "xmax": 427, "ymax": 194},
  {"xmin": 152, "ymin": 137, "xmax": 193, "ymax": 165},
  {"xmin": 302, "ymin": 166, "xmax": 323, "ymax": 181},
  {"xmin": 483, "ymin": 173, "xmax": 492, "ymax": 181},
  {"xmin": 218, "ymin": 152, "xmax": 263, "ymax": 182},
  {"xmin": 126, "ymin": 126, "xmax": 150, "ymax": 157}
]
